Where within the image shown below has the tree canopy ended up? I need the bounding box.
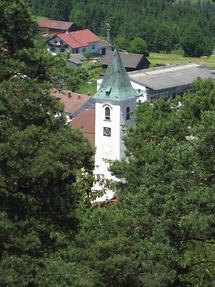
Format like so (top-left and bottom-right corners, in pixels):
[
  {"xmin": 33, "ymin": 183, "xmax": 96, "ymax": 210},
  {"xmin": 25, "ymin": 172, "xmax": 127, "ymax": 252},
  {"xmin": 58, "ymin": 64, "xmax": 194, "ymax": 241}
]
[
  {"xmin": 0, "ymin": 1, "xmax": 94, "ymax": 286},
  {"xmin": 0, "ymin": 0, "xmax": 36, "ymax": 54},
  {"xmin": 181, "ymin": 23, "xmax": 214, "ymax": 56},
  {"xmin": 128, "ymin": 37, "xmax": 149, "ymax": 56}
]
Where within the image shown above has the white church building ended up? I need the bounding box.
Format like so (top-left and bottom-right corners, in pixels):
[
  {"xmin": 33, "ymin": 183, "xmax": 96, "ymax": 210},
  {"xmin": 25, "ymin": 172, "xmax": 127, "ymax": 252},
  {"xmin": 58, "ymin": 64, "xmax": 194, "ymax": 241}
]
[{"xmin": 92, "ymin": 48, "xmax": 138, "ymax": 202}]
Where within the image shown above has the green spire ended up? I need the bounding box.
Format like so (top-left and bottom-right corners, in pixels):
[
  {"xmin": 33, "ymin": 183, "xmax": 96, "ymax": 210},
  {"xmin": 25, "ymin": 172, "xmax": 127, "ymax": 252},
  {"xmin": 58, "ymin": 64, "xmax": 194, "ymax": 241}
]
[{"xmin": 93, "ymin": 47, "xmax": 138, "ymax": 101}]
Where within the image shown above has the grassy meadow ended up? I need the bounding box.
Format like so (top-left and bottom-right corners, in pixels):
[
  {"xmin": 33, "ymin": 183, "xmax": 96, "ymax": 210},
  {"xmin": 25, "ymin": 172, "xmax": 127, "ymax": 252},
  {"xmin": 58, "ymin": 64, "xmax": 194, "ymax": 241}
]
[
  {"xmin": 175, "ymin": 0, "xmax": 214, "ymax": 3},
  {"xmin": 149, "ymin": 51, "xmax": 215, "ymax": 68},
  {"xmin": 75, "ymin": 81, "xmax": 97, "ymax": 95}
]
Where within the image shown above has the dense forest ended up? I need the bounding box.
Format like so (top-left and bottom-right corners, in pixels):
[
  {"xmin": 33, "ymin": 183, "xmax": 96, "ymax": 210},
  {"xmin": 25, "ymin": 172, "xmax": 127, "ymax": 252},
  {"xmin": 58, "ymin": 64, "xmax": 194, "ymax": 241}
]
[{"xmin": 29, "ymin": 0, "xmax": 215, "ymax": 55}]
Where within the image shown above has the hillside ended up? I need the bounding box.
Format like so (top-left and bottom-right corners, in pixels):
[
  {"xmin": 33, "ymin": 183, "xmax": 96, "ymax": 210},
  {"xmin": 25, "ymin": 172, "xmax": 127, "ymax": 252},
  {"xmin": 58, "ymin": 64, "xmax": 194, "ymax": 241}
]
[{"xmin": 29, "ymin": 0, "xmax": 215, "ymax": 55}]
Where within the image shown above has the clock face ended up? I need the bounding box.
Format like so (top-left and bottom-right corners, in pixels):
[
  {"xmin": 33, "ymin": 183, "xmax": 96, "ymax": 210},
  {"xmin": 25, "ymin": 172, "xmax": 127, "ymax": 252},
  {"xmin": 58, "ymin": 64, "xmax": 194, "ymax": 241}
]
[{"xmin": 103, "ymin": 127, "xmax": 111, "ymax": 137}]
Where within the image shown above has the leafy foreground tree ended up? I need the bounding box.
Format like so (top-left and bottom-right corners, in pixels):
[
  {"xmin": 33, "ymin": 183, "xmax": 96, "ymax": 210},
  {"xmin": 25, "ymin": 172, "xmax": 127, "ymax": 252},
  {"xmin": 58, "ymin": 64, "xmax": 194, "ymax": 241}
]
[
  {"xmin": 60, "ymin": 79, "xmax": 215, "ymax": 287},
  {"xmin": 0, "ymin": 78, "xmax": 93, "ymax": 287},
  {"xmin": 0, "ymin": 0, "xmax": 36, "ymax": 54},
  {"xmin": 0, "ymin": 1, "xmax": 95, "ymax": 286}
]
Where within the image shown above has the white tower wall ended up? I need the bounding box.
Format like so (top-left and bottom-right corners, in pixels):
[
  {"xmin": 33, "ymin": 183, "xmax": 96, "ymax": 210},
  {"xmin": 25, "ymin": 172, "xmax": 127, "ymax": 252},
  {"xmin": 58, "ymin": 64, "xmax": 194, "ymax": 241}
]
[
  {"xmin": 93, "ymin": 99, "xmax": 136, "ymax": 201},
  {"xmin": 92, "ymin": 48, "xmax": 137, "ymax": 202}
]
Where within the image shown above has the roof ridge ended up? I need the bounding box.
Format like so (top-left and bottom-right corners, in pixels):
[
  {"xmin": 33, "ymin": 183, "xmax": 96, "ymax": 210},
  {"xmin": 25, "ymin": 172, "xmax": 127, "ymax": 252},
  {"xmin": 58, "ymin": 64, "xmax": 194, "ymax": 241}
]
[{"xmin": 68, "ymin": 33, "xmax": 84, "ymax": 46}]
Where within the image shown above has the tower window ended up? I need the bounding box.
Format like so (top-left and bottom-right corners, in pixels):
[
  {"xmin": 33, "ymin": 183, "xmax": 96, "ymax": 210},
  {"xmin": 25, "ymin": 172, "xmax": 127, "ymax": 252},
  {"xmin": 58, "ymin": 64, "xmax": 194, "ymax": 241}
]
[
  {"xmin": 126, "ymin": 106, "xmax": 130, "ymax": 120},
  {"xmin": 105, "ymin": 87, "xmax": 111, "ymax": 96},
  {"xmin": 105, "ymin": 106, "xmax": 111, "ymax": 120}
]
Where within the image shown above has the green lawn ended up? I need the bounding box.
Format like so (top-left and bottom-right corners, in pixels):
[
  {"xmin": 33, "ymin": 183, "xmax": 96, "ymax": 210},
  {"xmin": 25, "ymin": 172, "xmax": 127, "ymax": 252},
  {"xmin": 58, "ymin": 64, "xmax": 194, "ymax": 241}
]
[
  {"xmin": 75, "ymin": 65, "xmax": 101, "ymax": 95},
  {"xmin": 177, "ymin": 0, "xmax": 214, "ymax": 3},
  {"xmin": 75, "ymin": 81, "xmax": 97, "ymax": 95},
  {"xmin": 149, "ymin": 51, "xmax": 215, "ymax": 68}
]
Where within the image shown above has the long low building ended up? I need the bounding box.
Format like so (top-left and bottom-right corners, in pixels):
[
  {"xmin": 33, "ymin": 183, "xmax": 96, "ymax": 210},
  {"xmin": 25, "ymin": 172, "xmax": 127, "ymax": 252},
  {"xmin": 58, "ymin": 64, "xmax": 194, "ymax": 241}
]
[
  {"xmin": 37, "ymin": 19, "xmax": 76, "ymax": 34},
  {"xmin": 97, "ymin": 63, "xmax": 215, "ymax": 102}
]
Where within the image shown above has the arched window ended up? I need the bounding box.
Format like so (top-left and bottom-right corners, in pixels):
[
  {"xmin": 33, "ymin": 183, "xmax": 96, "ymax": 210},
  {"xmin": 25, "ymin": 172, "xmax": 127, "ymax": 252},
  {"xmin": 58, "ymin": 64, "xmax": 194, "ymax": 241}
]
[
  {"xmin": 105, "ymin": 106, "xmax": 111, "ymax": 120},
  {"xmin": 126, "ymin": 106, "xmax": 130, "ymax": 120}
]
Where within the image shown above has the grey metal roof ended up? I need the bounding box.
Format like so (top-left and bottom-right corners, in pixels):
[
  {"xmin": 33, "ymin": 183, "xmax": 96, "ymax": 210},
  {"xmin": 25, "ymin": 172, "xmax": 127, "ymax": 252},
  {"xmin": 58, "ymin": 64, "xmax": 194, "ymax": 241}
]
[
  {"xmin": 67, "ymin": 53, "xmax": 86, "ymax": 65},
  {"xmin": 128, "ymin": 63, "xmax": 215, "ymax": 91},
  {"xmin": 100, "ymin": 51, "xmax": 149, "ymax": 69},
  {"xmin": 93, "ymin": 48, "xmax": 138, "ymax": 102}
]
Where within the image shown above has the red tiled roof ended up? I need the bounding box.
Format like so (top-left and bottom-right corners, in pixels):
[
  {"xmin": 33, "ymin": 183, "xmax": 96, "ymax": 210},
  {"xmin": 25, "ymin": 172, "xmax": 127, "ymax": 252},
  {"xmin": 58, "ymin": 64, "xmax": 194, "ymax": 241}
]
[
  {"xmin": 57, "ymin": 33, "xmax": 82, "ymax": 49},
  {"xmin": 70, "ymin": 29, "xmax": 99, "ymax": 45},
  {"xmin": 70, "ymin": 109, "xmax": 95, "ymax": 148},
  {"xmin": 51, "ymin": 90, "xmax": 90, "ymax": 114},
  {"xmin": 37, "ymin": 19, "xmax": 73, "ymax": 31},
  {"xmin": 56, "ymin": 29, "xmax": 99, "ymax": 49},
  {"xmin": 51, "ymin": 89, "xmax": 95, "ymax": 147}
]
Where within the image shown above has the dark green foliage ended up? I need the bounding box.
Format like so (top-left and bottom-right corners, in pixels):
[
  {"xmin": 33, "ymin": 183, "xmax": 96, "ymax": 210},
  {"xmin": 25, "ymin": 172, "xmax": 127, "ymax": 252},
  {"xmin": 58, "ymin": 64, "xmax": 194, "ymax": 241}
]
[
  {"xmin": 15, "ymin": 48, "xmax": 93, "ymax": 90},
  {"xmin": 29, "ymin": 0, "xmax": 71, "ymax": 20},
  {"xmin": 0, "ymin": 0, "xmax": 37, "ymax": 54},
  {"xmin": 181, "ymin": 23, "xmax": 214, "ymax": 56},
  {"xmin": 68, "ymin": 2, "xmax": 88, "ymax": 29},
  {"xmin": 128, "ymin": 37, "xmax": 149, "ymax": 56},
  {"xmin": 0, "ymin": 79, "xmax": 93, "ymax": 286},
  {"xmin": 0, "ymin": 1, "xmax": 94, "ymax": 286},
  {"xmin": 153, "ymin": 23, "xmax": 177, "ymax": 53},
  {"xmin": 116, "ymin": 35, "xmax": 128, "ymax": 51},
  {"xmin": 0, "ymin": 47, "xmax": 93, "ymax": 91}
]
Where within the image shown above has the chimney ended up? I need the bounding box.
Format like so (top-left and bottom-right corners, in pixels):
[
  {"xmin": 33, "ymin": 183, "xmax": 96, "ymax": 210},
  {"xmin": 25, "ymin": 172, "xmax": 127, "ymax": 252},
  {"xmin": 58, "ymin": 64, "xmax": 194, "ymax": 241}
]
[{"xmin": 68, "ymin": 91, "xmax": 72, "ymax": 98}]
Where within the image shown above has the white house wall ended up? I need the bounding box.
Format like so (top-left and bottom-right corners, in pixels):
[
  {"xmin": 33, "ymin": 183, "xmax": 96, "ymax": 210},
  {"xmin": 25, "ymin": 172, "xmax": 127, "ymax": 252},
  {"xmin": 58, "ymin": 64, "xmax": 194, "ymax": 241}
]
[
  {"xmin": 48, "ymin": 39, "xmax": 100, "ymax": 55},
  {"xmin": 85, "ymin": 42, "xmax": 99, "ymax": 54},
  {"xmin": 47, "ymin": 36, "xmax": 70, "ymax": 54}
]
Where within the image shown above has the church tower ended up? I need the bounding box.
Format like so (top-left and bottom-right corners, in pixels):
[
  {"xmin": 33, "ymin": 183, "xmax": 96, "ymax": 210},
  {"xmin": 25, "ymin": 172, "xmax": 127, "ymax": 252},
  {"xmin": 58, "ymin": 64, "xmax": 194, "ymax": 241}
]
[{"xmin": 93, "ymin": 48, "xmax": 137, "ymax": 201}]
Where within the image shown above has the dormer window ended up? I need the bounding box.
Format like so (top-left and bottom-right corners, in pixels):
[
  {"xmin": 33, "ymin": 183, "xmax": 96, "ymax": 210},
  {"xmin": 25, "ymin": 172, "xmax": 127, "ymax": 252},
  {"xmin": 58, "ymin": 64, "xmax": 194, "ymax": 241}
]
[
  {"xmin": 105, "ymin": 106, "xmax": 111, "ymax": 120},
  {"xmin": 126, "ymin": 106, "xmax": 130, "ymax": 120},
  {"xmin": 105, "ymin": 87, "xmax": 111, "ymax": 96}
]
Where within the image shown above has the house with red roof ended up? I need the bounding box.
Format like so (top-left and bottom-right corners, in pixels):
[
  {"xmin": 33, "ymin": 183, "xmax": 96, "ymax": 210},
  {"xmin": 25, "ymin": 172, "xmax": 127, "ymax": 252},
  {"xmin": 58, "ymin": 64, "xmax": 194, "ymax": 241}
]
[
  {"xmin": 51, "ymin": 90, "xmax": 91, "ymax": 115},
  {"xmin": 37, "ymin": 19, "xmax": 76, "ymax": 34},
  {"xmin": 51, "ymin": 89, "xmax": 95, "ymax": 148},
  {"xmin": 47, "ymin": 29, "xmax": 101, "ymax": 55}
]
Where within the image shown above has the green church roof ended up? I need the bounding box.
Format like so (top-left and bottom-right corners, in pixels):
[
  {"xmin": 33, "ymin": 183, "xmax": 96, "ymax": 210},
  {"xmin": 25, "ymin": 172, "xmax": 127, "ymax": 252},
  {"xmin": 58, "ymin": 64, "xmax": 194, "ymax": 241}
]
[{"xmin": 93, "ymin": 48, "xmax": 138, "ymax": 102}]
